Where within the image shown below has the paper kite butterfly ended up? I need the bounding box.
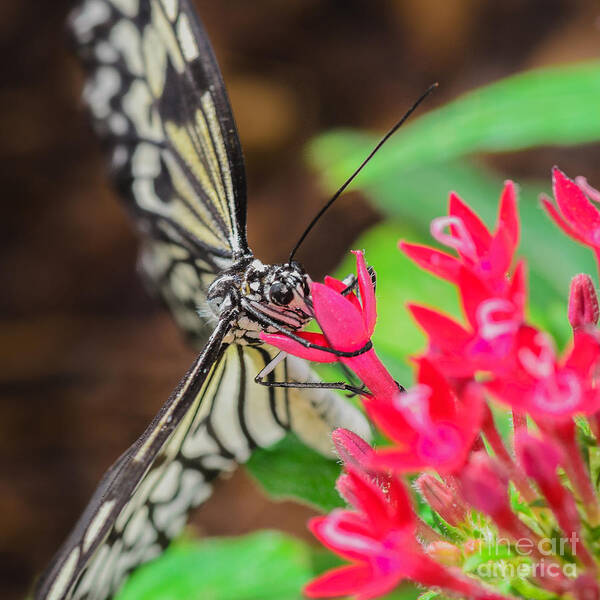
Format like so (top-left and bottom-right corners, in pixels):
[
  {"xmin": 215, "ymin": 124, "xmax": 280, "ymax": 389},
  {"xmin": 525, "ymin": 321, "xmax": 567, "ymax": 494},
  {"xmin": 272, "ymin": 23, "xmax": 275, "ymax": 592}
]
[{"xmin": 34, "ymin": 1, "xmax": 373, "ymax": 599}]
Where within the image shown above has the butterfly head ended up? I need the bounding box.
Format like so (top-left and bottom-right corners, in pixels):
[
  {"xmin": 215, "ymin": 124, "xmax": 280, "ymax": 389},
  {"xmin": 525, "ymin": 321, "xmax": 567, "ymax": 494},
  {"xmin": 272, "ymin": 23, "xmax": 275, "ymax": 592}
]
[
  {"xmin": 207, "ymin": 258, "xmax": 314, "ymax": 343},
  {"xmin": 243, "ymin": 260, "xmax": 313, "ymax": 332}
]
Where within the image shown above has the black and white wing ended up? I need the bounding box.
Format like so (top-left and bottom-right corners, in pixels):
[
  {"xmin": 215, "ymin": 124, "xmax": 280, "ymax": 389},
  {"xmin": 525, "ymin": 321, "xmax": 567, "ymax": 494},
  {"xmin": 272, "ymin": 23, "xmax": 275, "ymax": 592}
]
[
  {"xmin": 70, "ymin": 0, "xmax": 248, "ymax": 342},
  {"xmin": 35, "ymin": 319, "xmax": 368, "ymax": 600}
]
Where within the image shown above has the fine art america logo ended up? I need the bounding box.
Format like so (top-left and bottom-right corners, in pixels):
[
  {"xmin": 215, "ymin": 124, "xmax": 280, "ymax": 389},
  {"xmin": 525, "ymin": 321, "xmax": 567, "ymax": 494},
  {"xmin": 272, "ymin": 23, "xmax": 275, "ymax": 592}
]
[{"xmin": 475, "ymin": 533, "xmax": 581, "ymax": 579}]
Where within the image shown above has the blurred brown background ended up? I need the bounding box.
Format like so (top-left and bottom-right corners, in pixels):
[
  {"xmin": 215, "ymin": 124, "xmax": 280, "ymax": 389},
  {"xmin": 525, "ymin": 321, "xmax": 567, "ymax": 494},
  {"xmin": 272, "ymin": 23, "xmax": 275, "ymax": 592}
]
[{"xmin": 1, "ymin": 1, "xmax": 600, "ymax": 598}]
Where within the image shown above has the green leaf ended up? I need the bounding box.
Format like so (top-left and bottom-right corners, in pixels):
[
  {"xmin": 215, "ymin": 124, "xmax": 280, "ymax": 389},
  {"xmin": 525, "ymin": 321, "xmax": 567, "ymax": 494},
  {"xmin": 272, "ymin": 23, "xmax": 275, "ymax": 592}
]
[
  {"xmin": 380, "ymin": 584, "xmax": 422, "ymax": 599},
  {"xmin": 246, "ymin": 433, "xmax": 345, "ymax": 512},
  {"xmin": 116, "ymin": 531, "xmax": 314, "ymax": 600},
  {"xmin": 307, "ymin": 61, "xmax": 600, "ymax": 188},
  {"xmin": 115, "ymin": 529, "xmax": 423, "ymax": 600}
]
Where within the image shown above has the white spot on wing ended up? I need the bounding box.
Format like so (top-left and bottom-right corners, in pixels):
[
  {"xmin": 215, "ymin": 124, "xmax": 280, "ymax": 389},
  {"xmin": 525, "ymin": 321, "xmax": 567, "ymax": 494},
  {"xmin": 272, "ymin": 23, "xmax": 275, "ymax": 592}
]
[
  {"xmin": 83, "ymin": 499, "xmax": 116, "ymax": 553},
  {"xmin": 109, "ymin": 113, "xmax": 129, "ymax": 134},
  {"xmin": 110, "ymin": 0, "xmax": 139, "ymax": 17},
  {"xmin": 95, "ymin": 41, "xmax": 119, "ymax": 63},
  {"xmin": 112, "ymin": 145, "xmax": 128, "ymax": 169},
  {"xmin": 140, "ymin": 25, "xmax": 166, "ymax": 98},
  {"xmin": 98, "ymin": 539, "xmax": 123, "ymax": 599},
  {"xmin": 122, "ymin": 79, "xmax": 163, "ymax": 141},
  {"xmin": 110, "ymin": 19, "xmax": 145, "ymax": 77},
  {"xmin": 181, "ymin": 424, "xmax": 219, "ymax": 458},
  {"xmin": 74, "ymin": 544, "xmax": 109, "ymax": 598},
  {"xmin": 149, "ymin": 461, "xmax": 182, "ymax": 503},
  {"xmin": 47, "ymin": 546, "xmax": 80, "ymax": 600},
  {"xmin": 160, "ymin": 0, "xmax": 178, "ymax": 21},
  {"xmin": 123, "ymin": 505, "xmax": 149, "ymax": 546},
  {"xmin": 131, "ymin": 142, "xmax": 161, "ymax": 178},
  {"xmin": 71, "ymin": 0, "xmax": 110, "ymax": 42},
  {"xmin": 152, "ymin": 469, "xmax": 204, "ymax": 530},
  {"xmin": 176, "ymin": 13, "xmax": 199, "ymax": 61},
  {"xmin": 210, "ymin": 352, "xmax": 251, "ymax": 461},
  {"xmin": 243, "ymin": 352, "xmax": 286, "ymax": 448},
  {"xmin": 84, "ymin": 67, "xmax": 120, "ymax": 119}
]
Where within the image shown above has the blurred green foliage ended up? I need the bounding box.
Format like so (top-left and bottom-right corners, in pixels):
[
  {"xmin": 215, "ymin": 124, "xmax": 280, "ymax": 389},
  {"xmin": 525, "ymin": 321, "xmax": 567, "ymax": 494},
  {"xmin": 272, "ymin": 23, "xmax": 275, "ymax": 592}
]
[{"xmin": 120, "ymin": 61, "xmax": 600, "ymax": 600}]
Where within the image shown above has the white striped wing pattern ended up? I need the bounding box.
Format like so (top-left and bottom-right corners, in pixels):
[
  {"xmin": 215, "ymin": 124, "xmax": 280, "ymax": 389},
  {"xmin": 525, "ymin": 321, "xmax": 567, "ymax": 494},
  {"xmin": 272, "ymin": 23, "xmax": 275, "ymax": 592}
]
[{"xmin": 36, "ymin": 0, "xmax": 372, "ymax": 598}]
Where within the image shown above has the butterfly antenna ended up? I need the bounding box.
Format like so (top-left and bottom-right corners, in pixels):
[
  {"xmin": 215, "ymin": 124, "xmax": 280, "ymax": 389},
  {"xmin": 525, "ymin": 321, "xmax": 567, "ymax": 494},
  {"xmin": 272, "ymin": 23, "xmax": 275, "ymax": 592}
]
[{"xmin": 288, "ymin": 82, "xmax": 438, "ymax": 263}]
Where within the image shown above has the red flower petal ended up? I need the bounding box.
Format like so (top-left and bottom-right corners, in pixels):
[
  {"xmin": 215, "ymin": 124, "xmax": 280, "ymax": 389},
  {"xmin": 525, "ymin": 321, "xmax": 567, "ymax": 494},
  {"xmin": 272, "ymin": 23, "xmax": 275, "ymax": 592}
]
[
  {"xmin": 346, "ymin": 468, "xmax": 414, "ymax": 532},
  {"xmin": 449, "ymin": 192, "xmax": 492, "ymax": 256},
  {"xmin": 312, "ymin": 282, "xmax": 369, "ymax": 351},
  {"xmin": 324, "ymin": 275, "xmax": 363, "ymax": 314},
  {"xmin": 352, "ymin": 250, "xmax": 377, "ymax": 335},
  {"xmin": 540, "ymin": 195, "xmax": 588, "ymax": 245},
  {"xmin": 407, "ymin": 304, "xmax": 471, "ymax": 352},
  {"xmin": 364, "ymin": 397, "xmax": 418, "ymax": 448},
  {"xmin": 457, "ymin": 266, "xmax": 494, "ymax": 330},
  {"xmin": 309, "ymin": 513, "xmax": 377, "ymax": 563},
  {"xmin": 508, "ymin": 260, "xmax": 527, "ymax": 315},
  {"xmin": 553, "ymin": 167, "xmax": 600, "ymax": 241},
  {"xmin": 399, "ymin": 241, "xmax": 461, "ymax": 284},
  {"xmin": 564, "ymin": 330, "xmax": 600, "ymax": 378},
  {"xmin": 355, "ymin": 573, "xmax": 406, "ymax": 600},
  {"xmin": 415, "ymin": 358, "xmax": 456, "ymax": 421},
  {"xmin": 497, "ymin": 180, "xmax": 519, "ymax": 254},
  {"xmin": 487, "ymin": 229, "xmax": 512, "ymax": 283},
  {"xmin": 259, "ymin": 331, "xmax": 337, "ymax": 363},
  {"xmin": 370, "ymin": 447, "xmax": 430, "ymax": 471},
  {"xmin": 304, "ymin": 564, "xmax": 374, "ymax": 598}
]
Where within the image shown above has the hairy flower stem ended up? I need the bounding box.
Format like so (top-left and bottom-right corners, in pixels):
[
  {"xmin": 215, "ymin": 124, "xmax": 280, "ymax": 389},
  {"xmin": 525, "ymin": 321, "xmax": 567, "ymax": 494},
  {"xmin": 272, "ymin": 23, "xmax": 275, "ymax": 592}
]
[
  {"xmin": 550, "ymin": 421, "xmax": 600, "ymax": 525},
  {"xmin": 481, "ymin": 407, "xmax": 537, "ymax": 502},
  {"xmin": 561, "ymin": 438, "xmax": 600, "ymax": 525},
  {"xmin": 417, "ymin": 519, "xmax": 443, "ymax": 544}
]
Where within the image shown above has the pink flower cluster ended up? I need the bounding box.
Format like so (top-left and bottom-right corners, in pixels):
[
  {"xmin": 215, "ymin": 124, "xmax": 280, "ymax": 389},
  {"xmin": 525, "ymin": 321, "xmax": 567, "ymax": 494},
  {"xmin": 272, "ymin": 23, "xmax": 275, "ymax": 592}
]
[{"xmin": 262, "ymin": 168, "xmax": 600, "ymax": 600}]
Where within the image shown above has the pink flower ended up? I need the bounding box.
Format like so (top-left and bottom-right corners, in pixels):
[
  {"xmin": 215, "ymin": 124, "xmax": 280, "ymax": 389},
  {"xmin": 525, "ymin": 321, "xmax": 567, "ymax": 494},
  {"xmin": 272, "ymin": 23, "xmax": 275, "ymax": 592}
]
[
  {"xmin": 366, "ymin": 359, "xmax": 483, "ymax": 473},
  {"xmin": 261, "ymin": 251, "xmax": 397, "ymax": 398},
  {"xmin": 306, "ymin": 466, "xmax": 510, "ymax": 600},
  {"xmin": 400, "ymin": 182, "xmax": 519, "ymax": 294},
  {"xmin": 305, "ymin": 467, "xmax": 422, "ymax": 599},
  {"xmin": 485, "ymin": 325, "xmax": 600, "ymax": 418},
  {"xmin": 541, "ymin": 168, "xmax": 600, "ymax": 274},
  {"xmin": 407, "ymin": 261, "xmax": 526, "ymax": 377}
]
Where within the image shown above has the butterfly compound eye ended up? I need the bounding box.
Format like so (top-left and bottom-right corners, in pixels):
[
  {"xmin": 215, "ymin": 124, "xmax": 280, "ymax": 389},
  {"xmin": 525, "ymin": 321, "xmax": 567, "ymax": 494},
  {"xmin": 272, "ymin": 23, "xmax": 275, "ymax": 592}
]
[{"xmin": 269, "ymin": 282, "xmax": 294, "ymax": 306}]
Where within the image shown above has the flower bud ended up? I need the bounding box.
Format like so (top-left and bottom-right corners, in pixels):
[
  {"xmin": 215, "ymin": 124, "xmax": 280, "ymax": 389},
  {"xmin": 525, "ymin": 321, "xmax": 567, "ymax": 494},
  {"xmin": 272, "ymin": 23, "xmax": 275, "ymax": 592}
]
[
  {"xmin": 463, "ymin": 539, "xmax": 482, "ymax": 557},
  {"xmin": 572, "ymin": 574, "xmax": 600, "ymax": 600},
  {"xmin": 459, "ymin": 451, "xmax": 509, "ymax": 516},
  {"xmin": 568, "ymin": 274, "xmax": 599, "ymax": 332},
  {"xmin": 415, "ymin": 473, "xmax": 466, "ymax": 526},
  {"xmin": 427, "ymin": 541, "xmax": 462, "ymax": 566},
  {"xmin": 332, "ymin": 428, "xmax": 374, "ymax": 472}
]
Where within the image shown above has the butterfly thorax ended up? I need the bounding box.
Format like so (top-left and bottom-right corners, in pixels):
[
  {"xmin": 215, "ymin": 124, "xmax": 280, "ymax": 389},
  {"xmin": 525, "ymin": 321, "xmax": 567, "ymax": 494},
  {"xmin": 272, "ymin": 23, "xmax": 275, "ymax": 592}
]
[{"xmin": 207, "ymin": 257, "xmax": 313, "ymax": 345}]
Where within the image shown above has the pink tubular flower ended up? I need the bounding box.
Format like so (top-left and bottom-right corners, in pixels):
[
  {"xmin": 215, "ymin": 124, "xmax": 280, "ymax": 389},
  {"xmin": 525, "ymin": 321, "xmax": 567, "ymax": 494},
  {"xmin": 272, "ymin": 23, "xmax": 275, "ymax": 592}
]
[
  {"xmin": 407, "ymin": 261, "xmax": 526, "ymax": 378},
  {"xmin": 306, "ymin": 466, "xmax": 511, "ymax": 600},
  {"xmin": 261, "ymin": 251, "xmax": 397, "ymax": 398},
  {"xmin": 366, "ymin": 359, "xmax": 483, "ymax": 473},
  {"xmin": 541, "ymin": 168, "xmax": 600, "ymax": 274},
  {"xmin": 485, "ymin": 325, "xmax": 600, "ymax": 419},
  {"xmin": 400, "ymin": 182, "xmax": 519, "ymax": 294}
]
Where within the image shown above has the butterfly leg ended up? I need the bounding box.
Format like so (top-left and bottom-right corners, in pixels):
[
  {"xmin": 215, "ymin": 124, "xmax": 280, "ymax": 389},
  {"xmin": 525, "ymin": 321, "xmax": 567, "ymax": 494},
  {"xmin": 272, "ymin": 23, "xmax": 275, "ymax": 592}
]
[
  {"xmin": 339, "ymin": 265, "xmax": 376, "ymax": 296},
  {"xmin": 254, "ymin": 351, "xmax": 369, "ymax": 397},
  {"xmin": 242, "ymin": 301, "xmax": 373, "ymax": 359}
]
